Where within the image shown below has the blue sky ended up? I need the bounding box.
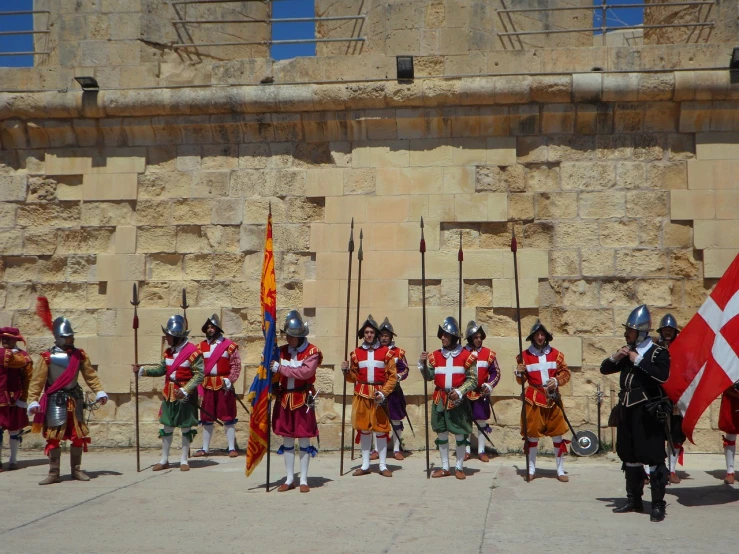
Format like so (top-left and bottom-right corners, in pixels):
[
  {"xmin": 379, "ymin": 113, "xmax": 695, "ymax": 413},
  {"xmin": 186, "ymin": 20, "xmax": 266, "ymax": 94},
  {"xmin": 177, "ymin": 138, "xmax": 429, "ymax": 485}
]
[{"xmin": 1, "ymin": 0, "xmax": 646, "ymax": 67}]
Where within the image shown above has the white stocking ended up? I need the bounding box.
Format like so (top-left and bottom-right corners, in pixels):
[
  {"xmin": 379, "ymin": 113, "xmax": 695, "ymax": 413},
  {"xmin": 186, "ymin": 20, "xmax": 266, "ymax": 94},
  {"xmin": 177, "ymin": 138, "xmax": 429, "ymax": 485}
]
[
  {"xmin": 454, "ymin": 434, "xmax": 466, "ymax": 470},
  {"xmin": 725, "ymin": 434, "xmax": 736, "ymax": 474},
  {"xmin": 298, "ymin": 438, "xmax": 310, "ymax": 486},
  {"xmin": 438, "ymin": 432, "xmax": 450, "ymax": 471},
  {"xmin": 552, "ymin": 435, "xmax": 565, "ymax": 476},
  {"xmin": 225, "ymin": 423, "xmax": 236, "ymax": 452},
  {"xmin": 181, "ymin": 428, "xmax": 192, "ymax": 465},
  {"xmin": 527, "ymin": 438, "xmax": 539, "ymax": 476},
  {"xmin": 360, "ymin": 432, "xmax": 372, "ymax": 470},
  {"xmin": 283, "ymin": 438, "xmax": 296, "ymax": 485},
  {"xmin": 477, "ymin": 420, "xmax": 488, "ymax": 454},
  {"xmin": 391, "ymin": 420, "xmax": 403, "ymax": 452},
  {"xmin": 376, "ymin": 433, "xmax": 388, "ymax": 471},
  {"xmin": 644, "ymin": 464, "xmax": 650, "ymax": 475},
  {"xmin": 201, "ymin": 423, "xmax": 213, "ymax": 453},
  {"xmin": 160, "ymin": 426, "xmax": 174, "ymax": 465},
  {"xmin": 9, "ymin": 429, "xmax": 21, "ymax": 464},
  {"xmin": 669, "ymin": 447, "xmax": 680, "ymax": 473}
]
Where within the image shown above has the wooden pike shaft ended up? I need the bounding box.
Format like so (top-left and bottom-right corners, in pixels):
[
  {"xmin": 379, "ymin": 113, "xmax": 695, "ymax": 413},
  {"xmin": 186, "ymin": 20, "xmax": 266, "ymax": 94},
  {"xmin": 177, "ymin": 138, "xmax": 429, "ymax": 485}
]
[
  {"xmin": 340, "ymin": 219, "xmax": 355, "ymax": 476},
  {"xmin": 421, "ymin": 218, "xmax": 430, "ymax": 479}
]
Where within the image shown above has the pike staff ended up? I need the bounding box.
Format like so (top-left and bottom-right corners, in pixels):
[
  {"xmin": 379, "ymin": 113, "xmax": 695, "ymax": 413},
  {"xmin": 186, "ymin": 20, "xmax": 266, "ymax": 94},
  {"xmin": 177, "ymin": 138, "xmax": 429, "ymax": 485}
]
[
  {"xmin": 351, "ymin": 229, "xmax": 364, "ymax": 462},
  {"xmin": 339, "ymin": 219, "xmax": 355, "ymax": 476},
  {"xmin": 131, "ymin": 283, "xmax": 141, "ymax": 473},
  {"xmin": 511, "ymin": 229, "xmax": 531, "ymax": 483},
  {"xmin": 458, "ymin": 234, "xmax": 463, "ymax": 325},
  {"xmin": 420, "ymin": 218, "xmax": 431, "ymax": 479}
]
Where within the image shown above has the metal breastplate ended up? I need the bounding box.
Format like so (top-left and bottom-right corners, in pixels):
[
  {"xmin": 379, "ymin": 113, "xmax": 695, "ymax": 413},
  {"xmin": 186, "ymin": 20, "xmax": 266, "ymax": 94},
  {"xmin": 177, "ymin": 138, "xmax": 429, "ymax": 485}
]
[
  {"xmin": 48, "ymin": 348, "xmax": 80, "ymax": 390},
  {"xmin": 46, "ymin": 386, "xmax": 84, "ymax": 428}
]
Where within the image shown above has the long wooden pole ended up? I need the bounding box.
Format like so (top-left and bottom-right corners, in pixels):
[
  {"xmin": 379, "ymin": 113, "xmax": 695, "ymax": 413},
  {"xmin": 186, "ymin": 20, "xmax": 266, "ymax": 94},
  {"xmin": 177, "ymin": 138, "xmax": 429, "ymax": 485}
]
[
  {"xmin": 131, "ymin": 283, "xmax": 141, "ymax": 473},
  {"xmin": 421, "ymin": 218, "xmax": 431, "ymax": 479},
  {"xmin": 458, "ymin": 234, "xmax": 463, "ymax": 326},
  {"xmin": 351, "ymin": 230, "xmax": 364, "ymax": 462},
  {"xmin": 511, "ymin": 229, "xmax": 531, "ymax": 483},
  {"xmin": 339, "ymin": 219, "xmax": 355, "ymax": 476}
]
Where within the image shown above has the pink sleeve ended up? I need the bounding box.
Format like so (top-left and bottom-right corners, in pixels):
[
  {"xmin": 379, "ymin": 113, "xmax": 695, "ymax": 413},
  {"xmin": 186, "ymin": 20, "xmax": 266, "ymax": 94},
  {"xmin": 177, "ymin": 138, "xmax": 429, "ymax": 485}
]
[
  {"xmin": 228, "ymin": 348, "xmax": 242, "ymax": 383},
  {"xmin": 278, "ymin": 353, "xmax": 320, "ymax": 380}
]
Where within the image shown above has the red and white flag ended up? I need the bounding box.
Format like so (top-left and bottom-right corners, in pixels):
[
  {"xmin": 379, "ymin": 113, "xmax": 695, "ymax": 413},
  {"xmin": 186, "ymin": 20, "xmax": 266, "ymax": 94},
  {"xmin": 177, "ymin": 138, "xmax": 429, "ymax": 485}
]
[{"xmin": 663, "ymin": 253, "xmax": 739, "ymax": 442}]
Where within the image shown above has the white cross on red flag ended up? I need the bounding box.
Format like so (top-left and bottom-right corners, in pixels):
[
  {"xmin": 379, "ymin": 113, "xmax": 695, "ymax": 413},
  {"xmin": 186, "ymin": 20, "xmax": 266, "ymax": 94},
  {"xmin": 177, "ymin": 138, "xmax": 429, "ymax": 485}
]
[{"xmin": 663, "ymin": 253, "xmax": 739, "ymax": 443}]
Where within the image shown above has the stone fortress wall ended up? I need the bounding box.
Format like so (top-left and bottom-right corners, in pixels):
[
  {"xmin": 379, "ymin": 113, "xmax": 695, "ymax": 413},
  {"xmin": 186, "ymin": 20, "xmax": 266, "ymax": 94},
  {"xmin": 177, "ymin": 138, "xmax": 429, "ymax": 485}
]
[{"xmin": 1, "ymin": 0, "xmax": 738, "ymax": 454}]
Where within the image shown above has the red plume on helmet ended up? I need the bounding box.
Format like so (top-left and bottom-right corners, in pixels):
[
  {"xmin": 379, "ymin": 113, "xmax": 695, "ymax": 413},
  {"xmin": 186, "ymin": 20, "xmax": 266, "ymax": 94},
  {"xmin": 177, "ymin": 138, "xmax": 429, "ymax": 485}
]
[{"xmin": 36, "ymin": 296, "xmax": 53, "ymax": 332}]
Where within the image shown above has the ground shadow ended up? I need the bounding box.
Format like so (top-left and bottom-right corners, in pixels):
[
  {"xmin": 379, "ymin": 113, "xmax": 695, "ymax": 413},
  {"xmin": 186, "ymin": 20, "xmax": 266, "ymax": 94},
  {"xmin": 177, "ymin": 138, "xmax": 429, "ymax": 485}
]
[
  {"xmin": 86, "ymin": 469, "xmax": 124, "ymax": 480},
  {"xmin": 305, "ymin": 476, "xmax": 333, "ymax": 489},
  {"xmin": 666, "ymin": 485, "xmax": 739, "ymax": 507},
  {"xmin": 706, "ymin": 469, "xmax": 731, "ymax": 482},
  {"xmin": 186, "ymin": 459, "xmax": 219, "ymax": 469},
  {"xmin": 10, "ymin": 458, "xmax": 49, "ymax": 469},
  {"xmin": 513, "ymin": 466, "xmax": 565, "ymax": 481}
]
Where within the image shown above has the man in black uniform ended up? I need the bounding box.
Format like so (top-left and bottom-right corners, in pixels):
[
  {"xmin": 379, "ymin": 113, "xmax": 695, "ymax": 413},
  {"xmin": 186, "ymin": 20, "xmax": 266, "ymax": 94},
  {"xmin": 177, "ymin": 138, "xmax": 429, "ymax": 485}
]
[
  {"xmin": 656, "ymin": 314, "xmax": 684, "ymax": 484},
  {"xmin": 601, "ymin": 305, "xmax": 671, "ymax": 522}
]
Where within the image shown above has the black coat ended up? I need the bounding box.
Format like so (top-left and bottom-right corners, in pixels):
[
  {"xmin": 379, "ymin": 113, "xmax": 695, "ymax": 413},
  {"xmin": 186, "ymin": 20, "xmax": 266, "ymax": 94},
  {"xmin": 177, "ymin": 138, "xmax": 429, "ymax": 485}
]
[{"xmin": 600, "ymin": 341, "xmax": 670, "ymax": 407}]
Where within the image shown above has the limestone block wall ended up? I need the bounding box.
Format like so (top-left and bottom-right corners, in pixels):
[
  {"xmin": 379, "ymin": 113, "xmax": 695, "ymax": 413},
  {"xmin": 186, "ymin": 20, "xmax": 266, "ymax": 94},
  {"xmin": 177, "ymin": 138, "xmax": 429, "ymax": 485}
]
[{"xmin": 1, "ymin": 73, "xmax": 738, "ymax": 454}]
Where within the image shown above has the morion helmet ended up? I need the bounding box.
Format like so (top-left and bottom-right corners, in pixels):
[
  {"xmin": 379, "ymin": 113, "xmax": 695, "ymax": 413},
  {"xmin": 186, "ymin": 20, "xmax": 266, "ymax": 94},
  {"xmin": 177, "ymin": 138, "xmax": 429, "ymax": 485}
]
[
  {"xmin": 465, "ymin": 320, "xmax": 486, "ymax": 341},
  {"xmin": 52, "ymin": 317, "xmax": 74, "ymax": 348},
  {"xmin": 162, "ymin": 314, "xmax": 189, "ymax": 338},
  {"xmin": 437, "ymin": 316, "xmax": 462, "ymax": 340},
  {"xmin": 657, "ymin": 313, "xmax": 679, "ymax": 333},
  {"xmin": 526, "ymin": 320, "xmax": 553, "ymax": 343},
  {"xmin": 623, "ymin": 305, "xmax": 651, "ymax": 344},
  {"xmin": 283, "ymin": 310, "xmax": 309, "ymax": 338},
  {"xmin": 357, "ymin": 314, "xmax": 380, "ymax": 340},
  {"xmin": 201, "ymin": 313, "xmax": 223, "ymax": 335},
  {"xmin": 378, "ymin": 317, "xmax": 396, "ymax": 337}
]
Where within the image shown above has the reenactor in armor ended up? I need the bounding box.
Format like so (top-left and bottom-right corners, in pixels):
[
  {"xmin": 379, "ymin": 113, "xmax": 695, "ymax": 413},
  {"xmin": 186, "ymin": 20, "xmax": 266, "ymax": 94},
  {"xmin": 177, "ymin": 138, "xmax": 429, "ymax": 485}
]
[
  {"xmin": 463, "ymin": 321, "xmax": 500, "ymax": 462},
  {"xmin": 194, "ymin": 314, "xmax": 241, "ymax": 458},
  {"xmin": 271, "ymin": 311, "xmax": 322, "ymax": 492},
  {"xmin": 0, "ymin": 327, "xmax": 34, "ymax": 471},
  {"xmin": 341, "ymin": 315, "xmax": 398, "ymax": 477},
  {"xmin": 601, "ymin": 305, "xmax": 671, "ymax": 522},
  {"xmin": 515, "ymin": 320, "xmax": 571, "ymax": 482},
  {"xmin": 377, "ymin": 317, "xmax": 410, "ymax": 461},
  {"xmin": 27, "ymin": 317, "xmax": 109, "ymax": 485},
  {"xmin": 656, "ymin": 314, "xmax": 684, "ymax": 485},
  {"xmin": 419, "ymin": 317, "xmax": 477, "ymax": 480},
  {"xmin": 136, "ymin": 315, "xmax": 204, "ymax": 472}
]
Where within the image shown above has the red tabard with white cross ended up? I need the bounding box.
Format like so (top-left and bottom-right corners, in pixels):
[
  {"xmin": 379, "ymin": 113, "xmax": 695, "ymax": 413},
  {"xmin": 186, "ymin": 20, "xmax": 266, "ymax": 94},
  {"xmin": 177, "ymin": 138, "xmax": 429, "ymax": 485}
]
[
  {"xmin": 277, "ymin": 343, "xmax": 322, "ymax": 410},
  {"xmin": 429, "ymin": 348, "xmax": 475, "ymax": 406},
  {"xmin": 162, "ymin": 343, "xmax": 199, "ymax": 402},
  {"xmin": 468, "ymin": 346, "xmax": 497, "ymax": 401},
  {"xmin": 198, "ymin": 339, "xmax": 238, "ymax": 391},
  {"xmin": 519, "ymin": 348, "xmax": 564, "ymax": 407},
  {"xmin": 351, "ymin": 346, "xmax": 393, "ymax": 398}
]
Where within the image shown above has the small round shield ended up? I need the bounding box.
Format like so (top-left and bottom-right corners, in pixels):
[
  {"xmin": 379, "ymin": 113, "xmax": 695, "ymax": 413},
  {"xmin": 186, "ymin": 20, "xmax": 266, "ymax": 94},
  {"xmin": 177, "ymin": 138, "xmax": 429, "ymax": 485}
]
[{"xmin": 570, "ymin": 430, "xmax": 599, "ymax": 457}]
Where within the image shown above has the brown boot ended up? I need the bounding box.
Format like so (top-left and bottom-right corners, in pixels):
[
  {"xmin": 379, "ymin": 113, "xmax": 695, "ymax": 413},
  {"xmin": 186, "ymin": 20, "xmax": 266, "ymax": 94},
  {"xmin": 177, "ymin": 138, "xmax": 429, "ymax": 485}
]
[
  {"xmin": 39, "ymin": 448, "xmax": 62, "ymax": 485},
  {"xmin": 70, "ymin": 446, "xmax": 91, "ymax": 481}
]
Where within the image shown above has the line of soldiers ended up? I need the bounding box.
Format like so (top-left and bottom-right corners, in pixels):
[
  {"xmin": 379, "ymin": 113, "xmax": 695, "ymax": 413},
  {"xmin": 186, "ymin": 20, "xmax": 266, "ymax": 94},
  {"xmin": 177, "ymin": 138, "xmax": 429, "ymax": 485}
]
[{"xmin": 4, "ymin": 306, "xmax": 739, "ymax": 511}]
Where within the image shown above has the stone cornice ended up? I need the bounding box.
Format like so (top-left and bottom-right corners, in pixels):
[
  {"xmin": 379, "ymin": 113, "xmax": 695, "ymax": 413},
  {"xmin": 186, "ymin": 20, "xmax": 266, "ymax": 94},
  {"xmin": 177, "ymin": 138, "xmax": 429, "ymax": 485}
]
[{"xmin": 0, "ymin": 70, "xmax": 737, "ymax": 121}]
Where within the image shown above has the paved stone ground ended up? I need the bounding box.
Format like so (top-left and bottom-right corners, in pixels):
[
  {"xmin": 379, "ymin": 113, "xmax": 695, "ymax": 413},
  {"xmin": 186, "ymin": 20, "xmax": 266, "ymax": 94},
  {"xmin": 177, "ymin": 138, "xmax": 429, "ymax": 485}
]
[{"xmin": 0, "ymin": 448, "xmax": 736, "ymax": 553}]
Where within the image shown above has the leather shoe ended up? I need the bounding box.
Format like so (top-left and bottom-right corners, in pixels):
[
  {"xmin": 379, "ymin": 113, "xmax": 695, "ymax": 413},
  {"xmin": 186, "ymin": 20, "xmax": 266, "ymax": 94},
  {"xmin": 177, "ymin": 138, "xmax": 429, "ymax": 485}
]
[
  {"xmin": 278, "ymin": 483, "xmax": 295, "ymax": 492},
  {"xmin": 669, "ymin": 472, "xmax": 680, "ymax": 484},
  {"xmin": 180, "ymin": 464, "xmax": 190, "ymax": 472},
  {"xmin": 431, "ymin": 469, "xmax": 451, "ymax": 478},
  {"xmin": 228, "ymin": 450, "xmax": 238, "ymax": 458},
  {"xmin": 557, "ymin": 474, "xmax": 569, "ymax": 482},
  {"xmin": 463, "ymin": 453, "xmax": 471, "ymax": 461},
  {"xmin": 393, "ymin": 451, "xmax": 405, "ymax": 461},
  {"xmin": 379, "ymin": 469, "xmax": 392, "ymax": 477},
  {"xmin": 725, "ymin": 473, "xmax": 735, "ymax": 485},
  {"xmin": 299, "ymin": 484, "xmax": 310, "ymax": 493},
  {"xmin": 369, "ymin": 451, "xmax": 379, "ymax": 460},
  {"xmin": 193, "ymin": 450, "xmax": 208, "ymax": 458},
  {"xmin": 352, "ymin": 468, "xmax": 371, "ymax": 477},
  {"xmin": 478, "ymin": 453, "xmax": 489, "ymax": 463},
  {"xmin": 152, "ymin": 463, "xmax": 170, "ymax": 471},
  {"xmin": 613, "ymin": 500, "xmax": 643, "ymax": 514},
  {"xmin": 455, "ymin": 469, "xmax": 466, "ymax": 480}
]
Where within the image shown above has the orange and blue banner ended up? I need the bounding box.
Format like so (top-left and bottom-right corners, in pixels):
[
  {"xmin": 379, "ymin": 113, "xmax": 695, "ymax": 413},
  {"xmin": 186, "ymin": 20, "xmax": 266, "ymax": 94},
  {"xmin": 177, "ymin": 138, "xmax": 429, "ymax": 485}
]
[{"xmin": 245, "ymin": 211, "xmax": 278, "ymax": 477}]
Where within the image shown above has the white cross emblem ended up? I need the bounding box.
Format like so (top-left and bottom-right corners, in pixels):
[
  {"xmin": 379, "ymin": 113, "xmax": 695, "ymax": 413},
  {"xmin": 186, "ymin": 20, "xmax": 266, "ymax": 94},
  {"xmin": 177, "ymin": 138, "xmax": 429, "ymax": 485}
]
[
  {"xmin": 526, "ymin": 355, "xmax": 557, "ymax": 386},
  {"xmin": 358, "ymin": 350, "xmax": 385, "ymax": 383},
  {"xmin": 280, "ymin": 356, "xmax": 303, "ymax": 389},
  {"xmin": 435, "ymin": 355, "xmax": 466, "ymax": 389}
]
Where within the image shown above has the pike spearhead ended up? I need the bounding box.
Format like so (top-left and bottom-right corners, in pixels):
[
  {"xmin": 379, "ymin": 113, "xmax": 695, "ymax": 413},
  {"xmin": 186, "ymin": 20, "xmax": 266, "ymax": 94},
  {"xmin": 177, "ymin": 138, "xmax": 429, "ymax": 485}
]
[
  {"xmin": 420, "ymin": 217, "xmax": 426, "ymax": 254},
  {"xmin": 131, "ymin": 283, "xmax": 139, "ymax": 306},
  {"xmin": 358, "ymin": 228, "xmax": 364, "ymax": 262},
  {"xmin": 458, "ymin": 233, "xmax": 463, "ymax": 262},
  {"xmin": 510, "ymin": 227, "xmax": 518, "ymax": 253},
  {"xmin": 181, "ymin": 288, "xmax": 189, "ymax": 310},
  {"xmin": 348, "ymin": 217, "xmax": 355, "ymax": 253}
]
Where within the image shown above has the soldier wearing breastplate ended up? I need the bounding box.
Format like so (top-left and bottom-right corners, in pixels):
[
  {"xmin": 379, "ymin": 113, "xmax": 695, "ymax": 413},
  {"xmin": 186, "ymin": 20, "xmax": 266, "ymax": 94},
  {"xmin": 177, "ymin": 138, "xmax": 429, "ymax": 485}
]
[
  {"xmin": 0, "ymin": 327, "xmax": 34, "ymax": 471},
  {"xmin": 656, "ymin": 314, "xmax": 684, "ymax": 485},
  {"xmin": 419, "ymin": 317, "xmax": 477, "ymax": 480},
  {"xmin": 193, "ymin": 314, "xmax": 242, "ymax": 459},
  {"xmin": 270, "ymin": 311, "xmax": 322, "ymax": 492},
  {"xmin": 601, "ymin": 305, "xmax": 671, "ymax": 522},
  {"xmin": 377, "ymin": 317, "xmax": 410, "ymax": 462},
  {"xmin": 341, "ymin": 315, "xmax": 398, "ymax": 477},
  {"xmin": 27, "ymin": 317, "xmax": 108, "ymax": 485},
  {"xmin": 463, "ymin": 321, "xmax": 500, "ymax": 463}
]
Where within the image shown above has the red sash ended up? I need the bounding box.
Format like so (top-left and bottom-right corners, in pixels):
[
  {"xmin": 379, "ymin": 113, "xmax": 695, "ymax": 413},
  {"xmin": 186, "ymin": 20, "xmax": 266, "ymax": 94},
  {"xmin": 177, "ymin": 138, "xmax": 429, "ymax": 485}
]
[
  {"xmin": 166, "ymin": 343, "xmax": 197, "ymax": 381},
  {"xmin": 203, "ymin": 339, "xmax": 233, "ymax": 374},
  {"xmin": 33, "ymin": 349, "xmax": 82, "ymax": 426}
]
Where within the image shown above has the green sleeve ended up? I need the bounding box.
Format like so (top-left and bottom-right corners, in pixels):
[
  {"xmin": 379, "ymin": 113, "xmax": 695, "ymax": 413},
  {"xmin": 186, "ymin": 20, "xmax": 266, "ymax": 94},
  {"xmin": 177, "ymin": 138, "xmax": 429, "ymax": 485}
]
[
  {"xmin": 183, "ymin": 353, "xmax": 204, "ymax": 394},
  {"xmin": 143, "ymin": 359, "xmax": 167, "ymax": 378},
  {"xmin": 458, "ymin": 363, "xmax": 478, "ymax": 396},
  {"xmin": 420, "ymin": 361, "xmax": 435, "ymax": 382}
]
